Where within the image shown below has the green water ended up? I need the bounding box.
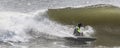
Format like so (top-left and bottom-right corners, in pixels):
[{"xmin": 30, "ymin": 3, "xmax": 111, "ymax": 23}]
[
  {"xmin": 47, "ymin": 5, "xmax": 120, "ymax": 46},
  {"xmin": 48, "ymin": 6, "xmax": 120, "ymax": 25}
]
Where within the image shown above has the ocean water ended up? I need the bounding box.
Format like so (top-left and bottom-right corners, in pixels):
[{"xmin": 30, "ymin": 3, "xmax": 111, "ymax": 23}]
[{"xmin": 0, "ymin": 0, "xmax": 120, "ymax": 48}]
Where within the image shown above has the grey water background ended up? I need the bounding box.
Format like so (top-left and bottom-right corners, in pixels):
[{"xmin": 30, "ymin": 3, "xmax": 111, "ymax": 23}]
[{"xmin": 0, "ymin": 0, "xmax": 120, "ymax": 48}]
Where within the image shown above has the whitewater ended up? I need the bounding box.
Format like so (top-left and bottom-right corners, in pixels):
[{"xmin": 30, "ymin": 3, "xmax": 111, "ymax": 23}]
[{"xmin": 0, "ymin": 10, "xmax": 95, "ymax": 48}]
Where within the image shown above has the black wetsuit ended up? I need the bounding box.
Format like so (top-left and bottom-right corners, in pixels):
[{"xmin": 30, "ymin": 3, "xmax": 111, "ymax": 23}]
[{"xmin": 73, "ymin": 27, "xmax": 80, "ymax": 36}]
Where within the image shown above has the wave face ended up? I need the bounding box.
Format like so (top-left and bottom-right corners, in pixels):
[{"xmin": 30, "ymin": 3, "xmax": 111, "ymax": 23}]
[
  {"xmin": 0, "ymin": 0, "xmax": 120, "ymax": 48},
  {"xmin": 48, "ymin": 4, "xmax": 120, "ymax": 25}
]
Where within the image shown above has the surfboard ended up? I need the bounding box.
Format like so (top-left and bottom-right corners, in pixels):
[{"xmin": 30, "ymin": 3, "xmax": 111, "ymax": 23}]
[{"xmin": 64, "ymin": 36, "xmax": 96, "ymax": 42}]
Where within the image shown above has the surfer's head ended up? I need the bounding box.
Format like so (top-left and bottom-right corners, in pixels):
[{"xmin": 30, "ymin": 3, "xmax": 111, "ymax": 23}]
[{"xmin": 78, "ymin": 23, "xmax": 82, "ymax": 27}]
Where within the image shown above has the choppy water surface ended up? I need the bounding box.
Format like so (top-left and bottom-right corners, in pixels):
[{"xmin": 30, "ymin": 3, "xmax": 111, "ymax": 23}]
[{"xmin": 0, "ymin": 0, "xmax": 120, "ymax": 48}]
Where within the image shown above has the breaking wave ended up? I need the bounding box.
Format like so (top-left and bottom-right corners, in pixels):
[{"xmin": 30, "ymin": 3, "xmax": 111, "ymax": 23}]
[{"xmin": 0, "ymin": 9, "xmax": 95, "ymax": 43}]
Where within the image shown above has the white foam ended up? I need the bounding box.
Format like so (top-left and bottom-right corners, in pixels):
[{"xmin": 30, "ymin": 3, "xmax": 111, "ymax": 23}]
[
  {"xmin": 80, "ymin": 25, "xmax": 95, "ymax": 37},
  {"xmin": 0, "ymin": 10, "xmax": 75, "ymax": 42},
  {"xmin": 0, "ymin": 11, "xmax": 33, "ymax": 42}
]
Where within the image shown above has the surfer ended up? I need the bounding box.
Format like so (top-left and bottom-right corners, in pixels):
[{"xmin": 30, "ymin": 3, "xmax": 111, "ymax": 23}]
[
  {"xmin": 65, "ymin": 23, "xmax": 96, "ymax": 42},
  {"xmin": 73, "ymin": 23, "xmax": 84, "ymax": 36}
]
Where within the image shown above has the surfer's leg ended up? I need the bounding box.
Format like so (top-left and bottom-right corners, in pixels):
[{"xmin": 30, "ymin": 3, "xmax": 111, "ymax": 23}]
[
  {"xmin": 80, "ymin": 32, "xmax": 83, "ymax": 36},
  {"xmin": 73, "ymin": 29, "xmax": 78, "ymax": 36},
  {"xmin": 75, "ymin": 31, "xmax": 80, "ymax": 36}
]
